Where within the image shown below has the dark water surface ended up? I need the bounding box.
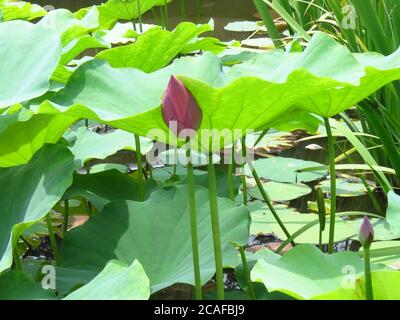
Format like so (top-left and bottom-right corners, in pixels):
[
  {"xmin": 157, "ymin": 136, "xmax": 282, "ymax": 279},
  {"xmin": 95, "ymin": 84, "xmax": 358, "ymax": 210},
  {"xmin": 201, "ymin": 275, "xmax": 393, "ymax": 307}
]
[{"xmin": 35, "ymin": 0, "xmax": 259, "ymax": 40}]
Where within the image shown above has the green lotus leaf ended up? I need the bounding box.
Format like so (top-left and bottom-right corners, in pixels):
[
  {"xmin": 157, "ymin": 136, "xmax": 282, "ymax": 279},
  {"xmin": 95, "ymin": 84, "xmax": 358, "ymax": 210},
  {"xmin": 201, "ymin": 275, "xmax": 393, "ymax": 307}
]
[
  {"xmin": 317, "ymin": 178, "xmax": 373, "ymax": 197},
  {"xmin": 0, "ymin": 20, "xmax": 61, "ymax": 109},
  {"xmin": 0, "ymin": 113, "xmax": 76, "ymax": 167},
  {"xmin": 360, "ymin": 241, "xmax": 400, "ymax": 268},
  {"xmin": 314, "ymin": 270, "xmax": 400, "ymax": 300},
  {"xmin": 58, "ymin": 185, "xmax": 250, "ymax": 294},
  {"xmin": 0, "ymin": 270, "xmax": 54, "ymax": 300},
  {"xmin": 38, "ymin": 7, "xmax": 99, "ymax": 45},
  {"xmin": 251, "ymin": 244, "xmax": 364, "ymax": 299},
  {"xmin": 0, "ymin": 144, "xmax": 74, "ymax": 273},
  {"xmin": 64, "ymin": 170, "xmax": 157, "ymax": 210},
  {"xmin": 64, "ymin": 260, "xmax": 150, "ymax": 300},
  {"xmin": 0, "ymin": 1, "xmax": 47, "ymax": 21},
  {"xmin": 69, "ymin": 127, "xmax": 153, "ymax": 169},
  {"xmin": 245, "ymin": 157, "xmax": 326, "ymax": 183},
  {"xmin": 248, "ymin": 181, "xmax": 312, "ymax": 202},
  {"xmin": 96, "ymin": 21, "xmax": 220, "ymax": 72}
]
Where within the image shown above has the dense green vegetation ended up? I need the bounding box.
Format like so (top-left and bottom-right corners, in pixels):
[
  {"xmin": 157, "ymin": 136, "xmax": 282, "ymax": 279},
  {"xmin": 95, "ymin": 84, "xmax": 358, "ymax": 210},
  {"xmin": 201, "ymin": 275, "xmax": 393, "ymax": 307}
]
[{"xmin": 0, "ymin": 0, "xmax": 399, "ymax": 300}]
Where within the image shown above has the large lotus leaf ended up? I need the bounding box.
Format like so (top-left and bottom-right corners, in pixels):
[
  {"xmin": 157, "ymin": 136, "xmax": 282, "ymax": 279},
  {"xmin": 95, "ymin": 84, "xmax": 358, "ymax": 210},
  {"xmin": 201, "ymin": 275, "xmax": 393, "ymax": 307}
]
[
  {"xmin": 317, "ymin": 178, "xmax": 372, "ymax": 197},
  {"xmin": 314, "ymin": 270, "xmax": 400, "ymax": 300},
  {"xmin": 227, "ymin": 32, "xmax": 400, "ymax": 118},
  {"xmin": 96, "ymin": 21, "xmax": 220, "ymax": 72},
  {"xmin": 0, "ymin": 20, "xmax": 61, "ymax": 109},
  {"xmin": 38, "ymin": 7, "xmax": 99, "ymax": 45},
  {"xmin": 58, "ymin": 185, "xmax": 250, "ymax": 293},
  {"xmin": 0, "ymin": 144, "xmax": 74, "ymax": 273},
  {"xmin": 64, "ymin": 260, "xmax": 150, "ymax": 300},
  {"xmin": 360, "ymin": 241, "xmax": 400, "ymax": 268},
  {"xmin": 69, "ymin": 127, "xmax": 153, "ymax": 169},
  {"xmin": 251, "ymin": 244, "xmax": 364, "ymax": 299},
  {"xmin": 0, "ymin": 113, "xmax": 76, "ymax": 167},
  {"xmin": 64, "ymin": 170, "xmax": 157, "ymax": 210},
  {"xmin": 245, "ymin": 157, "xmax": 326, "ymax": 183},
  {"xmin": 0, "ymin": 1, "xmax": 46, "ymax": 21},
  {"xmin": 248, "ymin": 181, "xmax": 312, "ymax": 202},
  {"xmin": 0, "ymin": 270, "xmax": 54, "ymax": 300},
  {"xmin": 97, "ymin": 0, "xmax": 173, "ymax": 28}
]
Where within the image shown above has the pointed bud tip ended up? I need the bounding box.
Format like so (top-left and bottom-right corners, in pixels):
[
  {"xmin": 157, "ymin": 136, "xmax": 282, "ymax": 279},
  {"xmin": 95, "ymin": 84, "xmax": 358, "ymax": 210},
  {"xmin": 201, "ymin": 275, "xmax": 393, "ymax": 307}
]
[{"xmin": 358, "ymin": 216, "xmax": 374, "ymax": 248}]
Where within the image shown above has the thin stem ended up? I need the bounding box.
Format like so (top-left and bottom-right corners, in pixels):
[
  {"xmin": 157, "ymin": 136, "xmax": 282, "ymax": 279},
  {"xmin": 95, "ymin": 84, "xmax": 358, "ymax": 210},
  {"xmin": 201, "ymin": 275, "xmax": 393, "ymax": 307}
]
[
  {"xmin": 316, "ymin": 187, "xmax": 326, "ymax": 251},
  {"xmin": 241, "ymin": 136, "xmax": 248, "ymax": 206},
  {"xmin": 134, "ymin": 134, "xmax": 145, "ymax": 201},
  {"xmin": 227, "ymin": 143, "xmax": 235, "ymax": 201},
  {"xmin": 187, "ymin": 147, "xmax": 202, "ymax": 300},
  {"xmin": 136, "ymin": 0, "xmax": 143, "ymax": 32},
  {"xmin": 207, "ymin": 156, "xmax": 224, "ymax": 300},
  {"xmin": 324, "ymin": 118, "xmax": 337, "ymax": 254},
  {"xmin": 247, "ymin": 157, "xmax": 295, "ymax": 247},
  {"xmin": 63, "ymin": 200, "xmax": 69, "ymax": 237},
  {"xmin": 164, "ymin": 0, "xmax": 168, "ymax": 30},
  {"xmin": 180, "ymin": 0, "xmax": 185, "ymax": 21},
  {"xmin": 45, "ymin": 214, "xmax": 60, "ymax": 266},
  {"xmin": 363, "ymin": 247, "xmax": 374, "ymax": 300},
  {"xmin": 239, "ymin": 246, "xmax": 256, "ymax": 300}
]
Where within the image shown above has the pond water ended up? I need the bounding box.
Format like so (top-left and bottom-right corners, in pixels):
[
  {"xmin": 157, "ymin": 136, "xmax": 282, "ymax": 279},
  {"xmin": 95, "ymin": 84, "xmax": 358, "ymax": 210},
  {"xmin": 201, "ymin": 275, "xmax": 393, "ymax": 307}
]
[{"xmin": 35, "ymin": 0, "xmax": 260, "ymax": 40}]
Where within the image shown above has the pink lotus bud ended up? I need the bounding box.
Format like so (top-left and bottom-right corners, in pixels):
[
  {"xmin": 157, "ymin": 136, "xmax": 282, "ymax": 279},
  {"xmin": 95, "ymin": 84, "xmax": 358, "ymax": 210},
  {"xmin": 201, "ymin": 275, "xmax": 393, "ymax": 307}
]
[
  {"xmin": 162, "ymin": 76, "xmax": 202, "ymax": 138},
  {"xmin": 358, "ymin": 216, "xmax": 374, "ymax": 248}
]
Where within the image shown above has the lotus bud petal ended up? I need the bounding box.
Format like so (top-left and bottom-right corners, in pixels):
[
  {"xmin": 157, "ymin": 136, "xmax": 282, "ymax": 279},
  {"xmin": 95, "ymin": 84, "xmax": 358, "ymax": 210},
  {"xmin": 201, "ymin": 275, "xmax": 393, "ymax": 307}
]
[
  {"xmin": 162, "ymin": 76, "xmax": 202, "ymax": 138},
  {"xmin": 358, "ymin": 216, "xmax": 374, "ymax": 248}
]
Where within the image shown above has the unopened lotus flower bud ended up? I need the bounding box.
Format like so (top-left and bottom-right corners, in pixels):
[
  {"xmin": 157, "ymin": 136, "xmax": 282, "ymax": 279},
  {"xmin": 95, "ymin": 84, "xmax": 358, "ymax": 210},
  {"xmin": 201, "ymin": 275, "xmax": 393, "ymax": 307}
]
[
  {"xmin": 358, "ymin": 216, "xmax": 374, "ymax": 248},
  {"xmin": 162, "ymin": 76, "xmax": 202, "ymax": 138}
]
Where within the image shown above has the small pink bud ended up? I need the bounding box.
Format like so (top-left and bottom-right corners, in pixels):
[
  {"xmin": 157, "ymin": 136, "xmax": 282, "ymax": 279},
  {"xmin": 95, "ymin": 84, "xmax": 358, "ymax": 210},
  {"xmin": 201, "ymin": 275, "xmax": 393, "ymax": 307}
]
[
  {"xmin": 358, "ymin": 216, "xmax": 374, "ymax": 248},
  {"xmin": 162, "ymin": 76, "xmax": 202, "ymax": 138}
]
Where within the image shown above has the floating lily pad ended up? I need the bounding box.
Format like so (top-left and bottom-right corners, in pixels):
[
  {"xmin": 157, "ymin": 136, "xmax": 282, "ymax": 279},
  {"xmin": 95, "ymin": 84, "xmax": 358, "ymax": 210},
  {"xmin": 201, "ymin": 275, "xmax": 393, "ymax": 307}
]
[
  {"xmin": 245, "ymin": 157, "xmax": 326, "ymax": 183},
  {"xmin": 318, "ymin": 178, "xmax": 374, "ymax": 197},
  {"xmin": 248, "ymin": 181, "xmax": 312, "ymax": 202},
  {"xmin": 224, "ymin": 21, "xmax": 266, "ymax": 32}
]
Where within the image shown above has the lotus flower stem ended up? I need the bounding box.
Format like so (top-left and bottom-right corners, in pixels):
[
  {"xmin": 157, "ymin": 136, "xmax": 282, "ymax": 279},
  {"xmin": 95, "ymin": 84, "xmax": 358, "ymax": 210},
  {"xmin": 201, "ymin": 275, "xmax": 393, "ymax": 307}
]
[
  {"xmin": 136, "ymin": 0, "xmax": 143, "ymax": 33},
  {"xmin": 363, "ymin": 246, "xmax": 373, "ymax": 300},
  {"xmin": 207, "ymin": 155, "xmax": 224, "ymax": 300},
  {"xmin": 164, "ymin": 0, "xmax": 169, "ymax": 30},
  {"xmin": 316, "ymin": 187, "xmax": 326, "ymax": 251},
  {"xmin": 227, "ymin": 143, "xmax": 236, "ymax": 201},
  {"xmin": 239, "ymin": 246, "xmax": 256, "ymax": 300},
  {"xmin": 247, "ymin": 156, "xmax": 295, "ymax": 247},
  {"xmin": 324, "ymin": 118, "xmax": 337, "ymax": 254},
  {"xmin": 186, "ymin": 145, "xmax": 202, "ymax": 300},
  {"xmin": 46, "ymin": 214, "xmax": 60, "ymax": 266},
  {"xmin": 241, "ymin": 136, "xmax": 248, "ymax": 206},
  {"xmin": 134, "ymin": 134, "xmax": 145, "ymax": 201},
  {"xmin": 180, "ymin": 0, "xmax": 185, "ymax": 21},
  {"xmin": 63, "ymin": 199, "xmax": 69, "ymax": 237}
]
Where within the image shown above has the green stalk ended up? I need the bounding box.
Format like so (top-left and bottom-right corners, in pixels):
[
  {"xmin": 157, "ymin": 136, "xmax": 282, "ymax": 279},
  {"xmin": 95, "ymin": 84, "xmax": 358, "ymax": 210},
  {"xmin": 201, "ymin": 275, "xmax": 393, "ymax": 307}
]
[
  {"xmin": 63, "ymin": 200, "xmax": 69, "ymax": 237},
  {"xmin": 227, "ymin": 143, "xmax": 235, "ymax": 201},
  {"xmin": 241, "ymin": 136, "xmax": 248, "ymax": 206},
  {"xmin": 363, "ymin": 246, "xmax": 374, "ymax": 300},
  {"xmin": 316, "ymin": 187, "xmax": 326, "ymax": 251},
  {"xmin": 187, "ymin": 146, "xmax": 202, "ymax": 300},
  {"xmin": 207, "ymin": 155, "xmax": 224, "ymax": 300},
  {"xmin": 324, "ymin": 118, "xmax": 337, "ymax": 254},
  {"xmin": 45, "ymin": 214, "xmax": 60, "ymax": 266},
  {"xmin": 239, "ymin": 246, "xmax": 256, "ymax": 300},
  {"xmin": 134, "ymin": 134, "xmax": 145, "ymax": 201},
  {"xmin": 253, "ymin": 0, "xmax": 284, "ymax": 48},
  {"xmin": 164, "ymin": 0, "xmax": 168, "ymax": 30},
  {"xmin": 180, "ymin": 0, "xmax": 185, "ymax": 21},
  {"xmin": 136, "ymin": 0, "xmax": 143, "ymax": 32},
  {"xmin": 247, "ymin": 157, "xmax": 295, "ymax": 247}
]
